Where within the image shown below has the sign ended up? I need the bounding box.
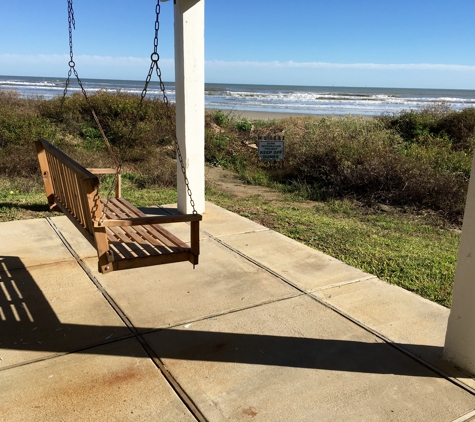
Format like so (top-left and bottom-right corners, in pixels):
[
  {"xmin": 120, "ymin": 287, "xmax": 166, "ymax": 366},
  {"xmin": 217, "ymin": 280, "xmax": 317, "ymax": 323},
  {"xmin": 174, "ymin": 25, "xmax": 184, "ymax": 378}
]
[{"xmin": 258, "ymin": 136, "xmax": 285, "ymax": 161}]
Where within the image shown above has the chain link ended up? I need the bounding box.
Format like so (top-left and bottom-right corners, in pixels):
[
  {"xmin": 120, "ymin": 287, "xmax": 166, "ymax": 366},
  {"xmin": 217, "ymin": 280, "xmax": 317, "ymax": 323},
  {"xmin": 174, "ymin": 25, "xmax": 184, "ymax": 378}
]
[
  {"xmin": 62, "ymin": 0, "xmax": 91, "ymax": 104},
  {"xmin": 139, "ymin": 0, "xmax": 197, "ymax": 214},
  {"xmin": 62, "ymin": 0, "xmax": 121, "ymax": 222},
  {"xmin": 61, "ymin": 0, "xmax": 196, "ymax": 215}
]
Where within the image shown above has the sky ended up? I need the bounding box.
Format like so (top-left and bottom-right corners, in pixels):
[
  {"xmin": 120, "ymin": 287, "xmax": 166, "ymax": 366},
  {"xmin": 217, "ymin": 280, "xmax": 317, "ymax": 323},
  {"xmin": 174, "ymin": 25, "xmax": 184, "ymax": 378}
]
[{"xmin": 2, "ymin": 0, "xmax": 475, "ymax": 89}]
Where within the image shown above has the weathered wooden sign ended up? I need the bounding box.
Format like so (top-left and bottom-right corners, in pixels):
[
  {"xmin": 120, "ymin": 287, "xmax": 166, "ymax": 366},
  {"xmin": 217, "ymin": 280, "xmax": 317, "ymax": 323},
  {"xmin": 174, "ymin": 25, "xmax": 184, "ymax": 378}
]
[{"xmin": 257, "ymin": 135, "xmax": 285, "ymax": 161}]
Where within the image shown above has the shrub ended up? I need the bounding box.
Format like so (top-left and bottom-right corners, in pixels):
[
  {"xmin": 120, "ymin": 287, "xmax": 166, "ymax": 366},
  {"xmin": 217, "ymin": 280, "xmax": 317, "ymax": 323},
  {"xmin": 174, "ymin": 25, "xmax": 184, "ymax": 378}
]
[
  {"xmin": 1, "ymin": 93, "xmax": 472, "ymax": 224},
  {"xmin": 205, "ymin": 133, "xmax": 233, "ymax": 166},
  {"xmin": 379, "ymin": 108, "xmax": 441, "ymax": 144},
  {"xmin": 378, "ymin": 105, "xmax": 475, "ymax": 154},
  {"xmin": 0, "ymin": 92, "xmax": 56, "ymax": 149},
  {"xmin": 202, "ymin": 111, "xmax": 472, "ymax": 223},
  {"xmin": 211, "ymin": 109, "xmax": 230, "ymax": 127},
  {"xmin": 283, "ymin": 115, "xmax": 470, "ymax": 221},
  {"xmin": 0, "ymin": 91, "xmax": 178, "ymax": 188},
  {"xmin": 39, "ymin": 91, "xmax": 176, "ymax": 152},
  {"xmin": 436, "ymin": 108, "xmax": 475, "ymax": 152},
  {"xmin": 235, "ymin": 118, "xmax": 252, "ymax": 132}
]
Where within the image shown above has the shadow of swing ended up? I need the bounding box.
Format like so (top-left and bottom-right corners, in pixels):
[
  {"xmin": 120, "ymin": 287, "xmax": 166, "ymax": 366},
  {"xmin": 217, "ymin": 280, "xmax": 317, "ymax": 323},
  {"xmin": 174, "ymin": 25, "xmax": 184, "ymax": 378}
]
[
  {"xmin": 0, "ymin": 201, "xmax": 55, "ymax": 214},
  {"xmin": 0, "ymin": 255, "xmax": 451, "ymax": 378}
]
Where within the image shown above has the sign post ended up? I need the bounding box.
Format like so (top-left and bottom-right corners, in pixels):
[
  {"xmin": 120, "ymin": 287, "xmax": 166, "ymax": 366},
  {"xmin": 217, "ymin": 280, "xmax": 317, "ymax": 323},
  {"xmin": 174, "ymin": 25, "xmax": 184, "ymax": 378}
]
[{"xmin": 257, "ymin": 135, "xmax": 285, "ymax": 163}]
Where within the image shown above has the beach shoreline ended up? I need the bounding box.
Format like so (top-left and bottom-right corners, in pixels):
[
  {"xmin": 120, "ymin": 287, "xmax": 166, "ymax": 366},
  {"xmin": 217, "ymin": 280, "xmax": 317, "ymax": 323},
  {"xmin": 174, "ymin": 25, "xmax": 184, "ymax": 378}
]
[
  {"xmin": 3, "ymin": 76, "xmax": 475, "ymax": 116},
  {"xmin": 206, "ymin": 108, "xmax": 375, "ymax": 120},
  {"xmin": 206, "ymin": 108, "xmax": 328, "ymax": 120}
]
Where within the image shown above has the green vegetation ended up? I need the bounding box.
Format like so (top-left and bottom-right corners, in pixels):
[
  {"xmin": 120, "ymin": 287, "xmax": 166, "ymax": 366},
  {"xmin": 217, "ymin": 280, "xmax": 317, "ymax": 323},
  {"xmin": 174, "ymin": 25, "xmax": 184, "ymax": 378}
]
[
  {"xmin": 1, "ymin": 90, "xmax": 474, "ymax": 307},
  {"xmin": 206, "ymin": 189, "xmax": 458, "ymax": 307},
  {"xmin": 207, "ymin": 107, "xmax": 473, "ymax": 224}
]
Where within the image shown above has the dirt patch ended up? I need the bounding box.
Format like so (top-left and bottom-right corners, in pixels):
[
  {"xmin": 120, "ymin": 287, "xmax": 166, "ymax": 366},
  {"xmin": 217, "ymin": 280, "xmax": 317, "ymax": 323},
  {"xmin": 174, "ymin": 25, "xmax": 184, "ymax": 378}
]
[
  {"xmin": 205, "ymin": 165, "xmax": 319, "ymax": 211},
  {"xmin": 205, "ymin": 165, "xmax": 282, "ymax": 200}
]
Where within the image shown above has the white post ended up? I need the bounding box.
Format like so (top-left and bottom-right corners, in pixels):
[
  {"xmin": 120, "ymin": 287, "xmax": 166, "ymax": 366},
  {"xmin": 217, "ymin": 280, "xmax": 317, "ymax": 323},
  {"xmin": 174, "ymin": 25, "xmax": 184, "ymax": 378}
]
[
  {"xmin": 444, "ymin": 152, "xmax": 475, "ymax": 374},
  {"xmin": 173, "ymin": 0, "xmax": 205, "ymax": 214}
]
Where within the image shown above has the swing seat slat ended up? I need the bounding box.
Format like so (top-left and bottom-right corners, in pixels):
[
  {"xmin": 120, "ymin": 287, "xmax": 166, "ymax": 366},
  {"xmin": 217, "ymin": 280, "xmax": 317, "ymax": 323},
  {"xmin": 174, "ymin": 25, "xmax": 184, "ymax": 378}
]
[{"xmin": 35, "ymin": 138, "xmax": 201, "ymax": 274}]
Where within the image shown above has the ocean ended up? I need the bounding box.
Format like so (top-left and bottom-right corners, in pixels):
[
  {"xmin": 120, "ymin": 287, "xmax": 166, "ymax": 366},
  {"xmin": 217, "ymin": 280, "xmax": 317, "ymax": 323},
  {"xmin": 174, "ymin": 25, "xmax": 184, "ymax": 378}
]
[{"xmin": 2, "ymin": 74, "xmax": 475, "ymax": 116}]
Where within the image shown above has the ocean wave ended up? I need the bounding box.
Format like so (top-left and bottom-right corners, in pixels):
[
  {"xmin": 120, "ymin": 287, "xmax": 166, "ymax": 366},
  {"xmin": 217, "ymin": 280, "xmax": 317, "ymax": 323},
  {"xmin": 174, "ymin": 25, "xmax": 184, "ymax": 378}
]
[
  {"xmin": 0, "ymin": 80, "xmax": 60, "ymax": 87},
  {"xmin": 222, "ymin": 90, "xmax": 415, "ymax": 106},
  {"xmin": 3, "ymin": 76, "xmax": 475, "ymax": 115}
]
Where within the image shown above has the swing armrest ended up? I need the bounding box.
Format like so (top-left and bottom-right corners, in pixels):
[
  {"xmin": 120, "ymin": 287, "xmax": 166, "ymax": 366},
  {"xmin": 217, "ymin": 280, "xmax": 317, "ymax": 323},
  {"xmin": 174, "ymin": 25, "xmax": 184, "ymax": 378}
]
[
  {"xmin": 86, "ymin": 168, "xmax": 117, "ymax": 174},
  {"xmin": 87, "ymin": 168, "xmax": 117, "ymax": 174},
  {"xmin": 94, "ymin": 214, "xmax": 202, "ymax": 227},
  {"xmin": 87, "ymin": 168, "xmax": 121, "ymax": 198}
]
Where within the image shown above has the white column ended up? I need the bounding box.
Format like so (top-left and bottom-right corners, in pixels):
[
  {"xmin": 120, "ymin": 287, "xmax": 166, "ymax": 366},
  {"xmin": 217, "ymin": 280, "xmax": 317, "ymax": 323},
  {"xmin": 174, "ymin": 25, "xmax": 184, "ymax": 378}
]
[
  {"xmin": 444, "ymin": 152, "xmax": 475, "ymax": 374},
  {"xmin": 173, "ymin": 0, "xmax": 205, "ymax": 214}
]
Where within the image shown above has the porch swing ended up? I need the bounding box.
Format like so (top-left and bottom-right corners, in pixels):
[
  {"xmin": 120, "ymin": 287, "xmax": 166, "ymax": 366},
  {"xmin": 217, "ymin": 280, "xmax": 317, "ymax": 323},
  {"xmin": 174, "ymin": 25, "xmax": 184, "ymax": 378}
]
[{"xmin": 35, "ymin": 0, "xmax": 202, "ymax": 274}]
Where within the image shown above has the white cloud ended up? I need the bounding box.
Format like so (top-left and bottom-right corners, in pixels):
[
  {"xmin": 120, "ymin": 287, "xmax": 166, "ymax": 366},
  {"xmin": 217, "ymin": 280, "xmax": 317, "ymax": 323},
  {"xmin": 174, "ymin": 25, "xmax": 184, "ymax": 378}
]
[
  {"xmin": 206, "ymin": 59, "xmax": 475, "ymax": 72},
  {"xmin": 204, "ymin": 59, "xmax": 475, "ymax": 88},
  {"xmin": 3, "ymin": 54, "xmax": 475, "ymax": 88},
  {"xmin": 0, "ymin": 54, "xmax": 174, "ymax": 80},
  {"xmin": 4, "ymin": 53, "xmax": 475, "ymax": 73},
  {"xmin": 0, "ymin": 53, "xmax": 172, "ymax": 66},
  {"xmin": 0, "ymin": 53, "xmax": 67, "ymax": 64}
]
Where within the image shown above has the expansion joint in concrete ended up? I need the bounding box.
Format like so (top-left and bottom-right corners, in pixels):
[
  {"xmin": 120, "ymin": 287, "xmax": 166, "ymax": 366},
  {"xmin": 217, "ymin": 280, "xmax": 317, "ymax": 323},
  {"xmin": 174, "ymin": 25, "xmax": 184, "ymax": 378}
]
[
  {"xmin": 45, "ymin": 217, "xmax": 208, "ymax": 422},
  {"xmin": 451, "ymin": 408, "xmax": 475, "ymax": 422},
  {"xmin": 201, "ymin": 227, "xmax": 475, "ymax": 397}
]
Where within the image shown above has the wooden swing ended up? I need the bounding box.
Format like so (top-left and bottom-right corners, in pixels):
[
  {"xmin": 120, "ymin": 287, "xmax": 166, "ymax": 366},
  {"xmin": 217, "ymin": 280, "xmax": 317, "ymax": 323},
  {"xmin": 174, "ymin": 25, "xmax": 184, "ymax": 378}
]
[{"xmin": 36, "ymin": 0, "xmax": 202, "ymax": 274}]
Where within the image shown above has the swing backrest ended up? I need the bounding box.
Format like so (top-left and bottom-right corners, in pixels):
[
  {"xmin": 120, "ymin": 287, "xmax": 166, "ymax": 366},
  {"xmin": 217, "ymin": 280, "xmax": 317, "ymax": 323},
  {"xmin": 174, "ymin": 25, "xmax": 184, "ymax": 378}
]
[{"xmin": 35, "ymin": 139, "xmax": 103, "ymax": 245}]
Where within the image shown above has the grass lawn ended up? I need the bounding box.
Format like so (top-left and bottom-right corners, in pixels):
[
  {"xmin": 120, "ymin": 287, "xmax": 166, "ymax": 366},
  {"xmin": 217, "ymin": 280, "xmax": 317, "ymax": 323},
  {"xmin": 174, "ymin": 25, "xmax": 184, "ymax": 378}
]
[{"xmin": 206, "ymin": 188, "xmax": 459, "ymax": 308}]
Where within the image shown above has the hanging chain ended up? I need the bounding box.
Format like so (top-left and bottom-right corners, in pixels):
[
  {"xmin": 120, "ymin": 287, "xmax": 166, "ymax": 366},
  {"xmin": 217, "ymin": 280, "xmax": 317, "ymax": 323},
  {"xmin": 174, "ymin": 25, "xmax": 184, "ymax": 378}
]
[
  {"xmin": 61, "ymin": 0, "xmax": 196, "ymax": 216},
  {"xmin": 140, "ymin": 0, "xmax": 197, "ymax": 215},
  {"xmin": 62, "ymin": 1, "xmax": 90, "ymax": 107},
  {"xmin": 61, "ymin": 0, "xmax": 75, "ymax": 101},
  {"xmin": 62, "ymin": 0, "xmax": 121, "ymax": 222}
]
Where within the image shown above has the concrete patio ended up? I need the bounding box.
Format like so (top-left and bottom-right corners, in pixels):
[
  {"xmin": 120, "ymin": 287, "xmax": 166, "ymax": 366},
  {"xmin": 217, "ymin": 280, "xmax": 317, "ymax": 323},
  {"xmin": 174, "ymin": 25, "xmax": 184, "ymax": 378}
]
[{"xmin": 1, "ymin": 202, "xmax": 475, "ymax": 421}]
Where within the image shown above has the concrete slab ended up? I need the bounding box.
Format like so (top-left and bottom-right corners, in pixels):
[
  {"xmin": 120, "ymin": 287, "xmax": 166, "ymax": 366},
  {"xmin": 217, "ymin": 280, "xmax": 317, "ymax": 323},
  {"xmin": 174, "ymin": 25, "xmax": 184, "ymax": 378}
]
[
  {"xmin": 453, "ymin": 410, "xmax": 475, "ymax": 422},
  {"xmin": 200, "ymin": 201, "xmax": 268, "ymax": 237},
  {"xmin": 313, "ymin": 277, "xmax": 475, "ymax": 390},
  {"xmin": 49, "ymin": 216, "xmax": 97, "ymax": 259},
  {"xmin": 2, "ymin": 202, "xmax": 475, "ymax": 420},
  {"xmin": 0, "ymin": 259, "xmax": 127, "ymax": 368},
  {"xmin": 81, "ymin": 238, "xmax": 300, "ymax": 331},
  {"xmin": 0, "ymin": 219, "xmax": 72, "ymax": 271},
  {"xmin": 220, "ymin": 229, "xmax": 372, "ymax": 291},
  {"xmin": 0, "ymin": 338, "xmax": 195, "ymax": 421},
  {"xmin": 144, "ymin": 295, "xmax": 475, "ymax": 421},
  {"xmin": 315, "ymin": 278, "xmax": 449, "ymax": 346},
  {"xmin": 154, "ymin": 202, "xmax": 268, "ymax": 238},
  {"xmin": 50, "ymin": 208, "xmax": 205, "ymax": 260},
  {"xmin": 142, "ymin": 202, "xmax": 268, "ymax": 239},
  {"xmin": 139, "ymin": 205, "xmax": 209, "ymax": 243},
  {"xmin": 49, "ymin": 201, "xmax": 267, "ymax": 256}
]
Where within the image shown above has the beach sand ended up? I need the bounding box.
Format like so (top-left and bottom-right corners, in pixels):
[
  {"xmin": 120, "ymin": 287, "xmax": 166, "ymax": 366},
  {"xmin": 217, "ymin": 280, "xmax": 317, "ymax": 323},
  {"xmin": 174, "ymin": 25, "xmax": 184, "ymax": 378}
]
[
  {"xmin": 209, "ymin": 109, "xmax": 319, "ymax": 121},
  {"xmin": 221, "ymin": 109, "xmax": 376, "ymax": 121}
]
